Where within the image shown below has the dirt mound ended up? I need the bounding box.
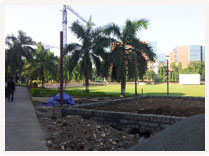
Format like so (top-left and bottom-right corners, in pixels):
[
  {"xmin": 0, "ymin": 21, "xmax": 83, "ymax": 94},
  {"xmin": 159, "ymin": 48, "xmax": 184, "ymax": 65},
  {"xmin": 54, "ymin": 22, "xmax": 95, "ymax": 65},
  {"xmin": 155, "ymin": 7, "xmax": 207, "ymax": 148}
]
[{"xmin": 37, "ymin": 113, "xmax": 139, "ymax": 151}]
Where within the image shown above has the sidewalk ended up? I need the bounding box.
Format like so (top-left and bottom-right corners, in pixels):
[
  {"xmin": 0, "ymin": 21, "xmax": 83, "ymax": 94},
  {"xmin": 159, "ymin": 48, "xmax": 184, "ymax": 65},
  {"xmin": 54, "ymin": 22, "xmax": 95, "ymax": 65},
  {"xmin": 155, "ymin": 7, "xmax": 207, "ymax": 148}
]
[
  {"xmin": 5, "ymin": 86, "xmax": 47, "ymax": 151},
  {"xmin": 127, "ymin": 114, "xmax": 205, "ymax": 151}
]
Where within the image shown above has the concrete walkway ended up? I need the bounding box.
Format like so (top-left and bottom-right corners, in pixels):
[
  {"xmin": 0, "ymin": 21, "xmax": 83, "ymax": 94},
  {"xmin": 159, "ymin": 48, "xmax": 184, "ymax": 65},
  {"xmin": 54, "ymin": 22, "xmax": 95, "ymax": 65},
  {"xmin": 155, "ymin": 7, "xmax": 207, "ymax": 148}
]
[
  {"xmin": 5, "ymin": 86, "xmax": 47, "ymax": 151},
  {"xmin": 127, "ymin": 114, "xmax": 205, "ymax": 151}
]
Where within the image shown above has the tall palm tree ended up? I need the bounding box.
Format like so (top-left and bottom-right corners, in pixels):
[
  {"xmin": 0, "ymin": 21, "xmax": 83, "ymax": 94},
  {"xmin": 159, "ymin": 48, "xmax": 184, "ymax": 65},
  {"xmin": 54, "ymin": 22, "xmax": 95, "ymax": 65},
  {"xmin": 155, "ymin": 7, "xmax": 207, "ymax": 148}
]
[
  {"xmin": 27, "ymin": 42, "xmax": 58, "ymax": 87},
  {"xmin": 64, "ymin": 18, "xmax": 103, "ymax": 92},
  {"xmin": 5, "ymin": 30, "xmax": 35, "ymax": 83},
  {"xmin": 103, "ymin": 19, "xmax": 156, "ymax": 96}
]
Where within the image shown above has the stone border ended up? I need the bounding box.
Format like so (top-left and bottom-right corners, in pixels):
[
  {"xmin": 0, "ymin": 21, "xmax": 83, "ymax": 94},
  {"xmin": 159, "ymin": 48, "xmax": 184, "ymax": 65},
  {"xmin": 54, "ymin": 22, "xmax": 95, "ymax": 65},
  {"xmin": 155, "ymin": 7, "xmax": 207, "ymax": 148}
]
[
  {"xmin": 63, "ymin": 96, "xmax": 203, "ymax": 134},
  {"xmin": 73, "ymin": 95, "xmax": 205, "ymax": 109},
  {"xmin": 64, "ymin": 107, "xmax": 186, "ymax": 133}
]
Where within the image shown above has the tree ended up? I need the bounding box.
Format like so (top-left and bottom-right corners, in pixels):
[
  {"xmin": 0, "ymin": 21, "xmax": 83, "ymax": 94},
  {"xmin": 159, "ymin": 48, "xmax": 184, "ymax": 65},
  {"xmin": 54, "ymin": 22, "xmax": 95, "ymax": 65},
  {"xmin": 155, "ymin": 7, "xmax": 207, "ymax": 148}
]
[
  {"xmin": 145, "ymin": 70, "xmax": 156, "ymax": 83},
  {"xmin": 5, "ymin": 30, "xmax": 35, "ymax": 83},
  {"xmin": 64, "ymin": 18, "xmax": 103, "ymax": 92},
  {"xmin": 103, "ymin": 19, "xmax": 155, "ymax": 96},
  {"xmin": 158, "ymin": 65, "xmax": 166, "ymax": 82},
  {"xmin": 27, "ymin": 42, "xmax": 58, "ymax": 87},
  {"xmin": 169, "ymin": 62, "xmax": 182, "ymax": 82},
  {"xmin": 184, "ymin": 61, "xmax": 205, "ymax": 81}
]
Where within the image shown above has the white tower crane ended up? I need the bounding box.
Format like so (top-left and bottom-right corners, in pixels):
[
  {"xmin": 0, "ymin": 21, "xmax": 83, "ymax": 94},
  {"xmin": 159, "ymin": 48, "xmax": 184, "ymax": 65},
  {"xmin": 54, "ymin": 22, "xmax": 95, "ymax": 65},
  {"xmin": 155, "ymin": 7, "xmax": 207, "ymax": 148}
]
[
  {"xmin": 40, "ymin": 5, "xmax": 88, "ymax": 51},
  {"xmin": 62, "ymin": 5, "xmax": 88, "ymax": 47}
]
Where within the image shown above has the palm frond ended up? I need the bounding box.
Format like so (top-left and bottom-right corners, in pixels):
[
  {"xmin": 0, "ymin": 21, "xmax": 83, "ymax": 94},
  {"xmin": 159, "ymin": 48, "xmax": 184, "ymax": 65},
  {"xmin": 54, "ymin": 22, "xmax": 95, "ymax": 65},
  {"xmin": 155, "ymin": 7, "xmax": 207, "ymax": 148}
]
[
  {"xmin": 68, "ymin": 50, "xmax": 81, "ymax": 73},
  {"xmin": 70, "ymin": 21, "xmax": 87, "ymax": 41},
  {"xmin": 92, "ymin": 54, "xmax": 102, "ymax": 76},
  {"xmin": 64, "ymin": 43, "xmax": 81, "ymax": 55},
  {"xmin": 103, "ymin": 23, "xmax": 121, "ymax": 39}
]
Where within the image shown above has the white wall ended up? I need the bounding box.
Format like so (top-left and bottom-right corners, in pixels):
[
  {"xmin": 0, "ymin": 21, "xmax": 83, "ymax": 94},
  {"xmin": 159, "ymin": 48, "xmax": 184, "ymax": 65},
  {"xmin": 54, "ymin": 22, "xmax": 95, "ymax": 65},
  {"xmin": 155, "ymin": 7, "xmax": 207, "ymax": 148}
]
[{"xmin": 179, "ymin": 74, "xmax": 200, "ymax": 85}]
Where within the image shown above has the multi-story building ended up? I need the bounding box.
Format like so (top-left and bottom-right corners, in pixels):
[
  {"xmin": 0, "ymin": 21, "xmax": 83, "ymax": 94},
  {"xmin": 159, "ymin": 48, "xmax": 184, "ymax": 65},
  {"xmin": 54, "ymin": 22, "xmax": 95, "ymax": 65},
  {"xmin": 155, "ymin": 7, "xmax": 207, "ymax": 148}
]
[
  {"xmin": 157, "ymin": 53, "xmax": 166, "ymax": 64},
  {"xmin": 147, "ymin": 41, "xmax": 159, "ymax": 73},
  {"xmin": 148, "ymin": 41, "xmax": 164, "ymax": 62},
  {"xmin": 148, "ymin": 41, "xmax": 157, "ymax": 55},
  {"xmin": 169, "ymin": 45, "xmax": 205, "ymax": 69},
  {"xmin": 110, "ymin": 41, "xmax": 167, "ymax": 75}
]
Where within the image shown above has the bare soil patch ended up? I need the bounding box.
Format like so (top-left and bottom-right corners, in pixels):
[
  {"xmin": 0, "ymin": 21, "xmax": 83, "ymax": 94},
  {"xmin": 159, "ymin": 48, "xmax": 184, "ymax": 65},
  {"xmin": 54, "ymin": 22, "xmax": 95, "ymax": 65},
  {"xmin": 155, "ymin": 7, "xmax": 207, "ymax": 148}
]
[
  {"xmin": 35, "ymin": 106, "xmax": 139, "ymax": 151},
  {"xmin": 92, "ymin": 98, "xmax": 205, "ymax": 117},
  {"xmin": 32, "ymin": 97, "xmax": 115, "ymax": 104}
]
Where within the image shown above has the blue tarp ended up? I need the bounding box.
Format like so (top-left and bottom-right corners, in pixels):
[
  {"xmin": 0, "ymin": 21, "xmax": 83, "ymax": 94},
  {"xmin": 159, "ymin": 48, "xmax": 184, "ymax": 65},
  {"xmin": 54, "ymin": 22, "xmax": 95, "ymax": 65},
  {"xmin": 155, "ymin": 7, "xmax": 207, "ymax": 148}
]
[{"xmin": 40, "ymin": 92, "xmax": 75, "ymax": 106}]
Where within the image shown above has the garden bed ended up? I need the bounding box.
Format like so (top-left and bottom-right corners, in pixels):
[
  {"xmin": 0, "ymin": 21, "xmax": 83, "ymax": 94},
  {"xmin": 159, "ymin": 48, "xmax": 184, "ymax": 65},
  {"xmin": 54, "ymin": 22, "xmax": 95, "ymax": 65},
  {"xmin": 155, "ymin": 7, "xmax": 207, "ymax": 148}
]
[
  {"xmin": 33, "ymin": 96, "xmax": 205, "ymax": 151},
  {"xmin": 91, "ymin": 97, "xmax": 205, "ymax": 117}
]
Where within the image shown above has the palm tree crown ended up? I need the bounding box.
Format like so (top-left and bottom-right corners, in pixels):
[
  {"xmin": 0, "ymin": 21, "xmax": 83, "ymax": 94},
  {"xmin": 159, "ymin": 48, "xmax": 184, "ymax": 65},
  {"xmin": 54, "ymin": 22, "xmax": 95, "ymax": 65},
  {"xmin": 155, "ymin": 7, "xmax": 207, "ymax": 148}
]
[
  {"xmin": 102, "ymin": 19, "xmax": 156, "ymax": 96},
  {"xmin": 5, "ymin": 30, "xmax": 36, "ymax": 82},
  {"xmin": 64, "ymin": 17, "xmax": 103, "ymax": 92}
]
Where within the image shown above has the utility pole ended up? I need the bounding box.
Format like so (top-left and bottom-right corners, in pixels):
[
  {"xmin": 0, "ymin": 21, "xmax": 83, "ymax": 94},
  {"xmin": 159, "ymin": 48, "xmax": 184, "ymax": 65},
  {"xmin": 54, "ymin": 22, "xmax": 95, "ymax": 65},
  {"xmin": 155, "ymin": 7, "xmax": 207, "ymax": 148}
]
[
  {"xmin": 53, "ymin": 32, "xmax": 63, "ymax": 119},
  {"xmin": 60, "ymin": 31, "xmax": 64, "ymax": 106},
  {"xmin": 166, "ymin": 59, "xmax": 169, "ymax": 95}
]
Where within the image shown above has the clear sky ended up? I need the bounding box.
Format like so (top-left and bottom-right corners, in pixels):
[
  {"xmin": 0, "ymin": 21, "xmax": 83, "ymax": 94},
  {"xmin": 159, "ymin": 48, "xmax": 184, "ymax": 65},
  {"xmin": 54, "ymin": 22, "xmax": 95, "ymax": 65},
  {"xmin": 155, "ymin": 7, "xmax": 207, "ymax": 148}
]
[{"xmin": 5, "ymin": 4, "xmax": 205, "ymax": 56}]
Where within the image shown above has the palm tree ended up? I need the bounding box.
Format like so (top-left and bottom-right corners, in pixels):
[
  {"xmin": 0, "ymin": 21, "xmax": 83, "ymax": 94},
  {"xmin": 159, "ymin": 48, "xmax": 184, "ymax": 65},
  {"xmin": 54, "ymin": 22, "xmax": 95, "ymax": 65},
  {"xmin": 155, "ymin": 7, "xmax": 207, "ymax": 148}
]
[
  {"xmin": 5, "ymin": 30, "xmax": 35, "ymax": 83},
  {"xmin": 64, "ymin": 18, "xmax": 103, "ymax": 92},
  {"xmin": 103, "ymin": 19, "xmax": 156, "ymax": 96},
  {"xmin": 27, "ymin": 42, "xmax": 58, "ymax": 87}
]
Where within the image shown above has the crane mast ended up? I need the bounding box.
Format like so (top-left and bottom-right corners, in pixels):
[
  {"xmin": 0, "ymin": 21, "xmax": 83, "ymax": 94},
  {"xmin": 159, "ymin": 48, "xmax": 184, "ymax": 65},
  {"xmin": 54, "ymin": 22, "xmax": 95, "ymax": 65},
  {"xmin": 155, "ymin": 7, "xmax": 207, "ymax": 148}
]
[
  {"xmin": 62, "ymin": 5, "xmax": 67, "ymax": 47},
  {"xmin": 62, "ymin": 5, "xmax": 88, "ymax": 48}
]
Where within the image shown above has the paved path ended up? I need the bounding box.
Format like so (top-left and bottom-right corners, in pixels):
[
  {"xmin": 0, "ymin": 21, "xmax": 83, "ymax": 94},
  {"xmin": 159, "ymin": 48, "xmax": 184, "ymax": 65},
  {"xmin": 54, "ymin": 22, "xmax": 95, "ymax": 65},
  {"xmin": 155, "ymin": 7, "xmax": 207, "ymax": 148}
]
[
  {"xmin": 5, "ymin": 86, "xmax": 47, "ymax": 151},
  {"xmin": 127, "ymin": 114, "xmax": 205, "ymax": 151}
]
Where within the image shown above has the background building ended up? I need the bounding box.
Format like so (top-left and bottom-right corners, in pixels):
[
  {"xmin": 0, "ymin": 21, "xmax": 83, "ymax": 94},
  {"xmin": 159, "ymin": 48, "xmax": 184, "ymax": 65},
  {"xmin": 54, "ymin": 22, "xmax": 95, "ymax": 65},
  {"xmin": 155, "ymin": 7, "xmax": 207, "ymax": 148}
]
[
  {"xmin": 169, "ymin": 45, "xmax": 205, "ymax": 69},
  {"xmin": 147, "ymin": 41, "xmax": 159, "ymax": 73},
  {"xmin": 148, "ymin": 41, "xmax": 165, "ymax": 63},
  {"xmin": 157, "ymin": 53, "xmax": 166, "ymax": 63}
]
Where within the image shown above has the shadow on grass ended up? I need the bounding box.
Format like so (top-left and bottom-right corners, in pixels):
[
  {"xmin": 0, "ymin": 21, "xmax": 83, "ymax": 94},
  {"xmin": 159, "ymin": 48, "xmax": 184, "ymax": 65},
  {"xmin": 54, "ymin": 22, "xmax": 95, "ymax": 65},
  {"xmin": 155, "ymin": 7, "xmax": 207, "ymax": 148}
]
[
  {"xmin": 141, "ymin": 92, "xmax": 185, "ymax": 96},
  {"xmin": 30, "ymin": 87, "xmax": 186, "ymax": 98}
]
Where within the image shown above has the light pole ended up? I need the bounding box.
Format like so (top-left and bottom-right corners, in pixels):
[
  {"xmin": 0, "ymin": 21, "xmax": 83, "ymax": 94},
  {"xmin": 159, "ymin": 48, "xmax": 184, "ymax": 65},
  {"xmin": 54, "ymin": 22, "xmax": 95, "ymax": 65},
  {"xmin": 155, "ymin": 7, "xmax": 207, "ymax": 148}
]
[
  {"xmin": 60, "ymin": 31, "xmax": 64, "ymax": 106},
  {"xmin": 166, "ymin": 59, "xmax": 169, "ymax": 95},
  {"xmin": 53, "ymin": 31, "xmax": 63, "ymax": 119},
  {"xmin": 165, "ymin": 55, "xmax": 170, "ymax": 96}
]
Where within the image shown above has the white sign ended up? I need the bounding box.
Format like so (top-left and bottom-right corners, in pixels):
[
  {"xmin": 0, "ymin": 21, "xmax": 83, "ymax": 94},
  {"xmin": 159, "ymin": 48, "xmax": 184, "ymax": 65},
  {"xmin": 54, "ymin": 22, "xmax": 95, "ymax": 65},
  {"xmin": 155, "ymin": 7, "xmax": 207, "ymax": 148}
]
[{"xmin": 179, "ymin": 74, "xmax": 200, "ymax": 85}]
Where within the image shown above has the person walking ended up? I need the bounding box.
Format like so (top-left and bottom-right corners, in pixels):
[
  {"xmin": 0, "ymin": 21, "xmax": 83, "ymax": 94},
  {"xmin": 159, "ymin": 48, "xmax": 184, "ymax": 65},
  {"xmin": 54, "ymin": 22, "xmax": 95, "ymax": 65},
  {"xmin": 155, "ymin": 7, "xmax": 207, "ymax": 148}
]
[{"xmin": 7, "ymin": 77, "xmax": 15, "ymax": 102}]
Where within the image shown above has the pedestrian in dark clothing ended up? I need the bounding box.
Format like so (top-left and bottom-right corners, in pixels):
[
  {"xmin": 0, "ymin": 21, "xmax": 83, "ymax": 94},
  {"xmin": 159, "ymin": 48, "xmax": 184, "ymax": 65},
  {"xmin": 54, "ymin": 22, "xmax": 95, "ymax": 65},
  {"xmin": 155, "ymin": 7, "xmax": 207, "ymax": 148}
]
[
  {"xmin": 5, "ymin": 87, "xmax": 9, "ymax": 98},
  {"xmin": 7, "ymin": 77, "xmax": 15, "ymax": 102}
]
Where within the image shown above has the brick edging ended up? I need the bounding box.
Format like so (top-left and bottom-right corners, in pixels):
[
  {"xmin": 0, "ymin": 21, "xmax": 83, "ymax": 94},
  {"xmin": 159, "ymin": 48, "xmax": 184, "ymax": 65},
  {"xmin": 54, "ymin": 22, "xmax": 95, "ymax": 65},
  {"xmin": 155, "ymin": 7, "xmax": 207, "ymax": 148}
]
[
  {"xmin": 64, "ymin": 107, "xmax": 186, "ymax": 133},
  {"xmin": 73, "ymin": 95, "xmax": 205, "ymax": 109}
]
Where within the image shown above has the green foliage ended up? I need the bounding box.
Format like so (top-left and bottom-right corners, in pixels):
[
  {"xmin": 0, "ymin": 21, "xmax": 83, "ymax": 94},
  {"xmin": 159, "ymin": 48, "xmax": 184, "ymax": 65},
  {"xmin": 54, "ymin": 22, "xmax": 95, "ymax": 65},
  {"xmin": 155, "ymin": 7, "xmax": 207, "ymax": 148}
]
[
  {"xmin": 184, "ymin": 61, "xmax": 205, "ymax": 81},
  {"xmin": 15, "ymin": 82, "xmax": 28, "ymax": 87},
  {"xmin": 158, "ymin": 66, "xmax": 166, "ymax": 82},
  {"xmin": 5, "ymin": 30, "xmax": 35, "ymax": 82},
  {"xmin": 29, "ymin": 84, "xmax": 205, "ymax": 97},
  {"xmin": 167, "ymin": 61, "xmax": 205, "ymax": 82},
  {"xmin": 26, "ymin": 42, "xmax": 59, "ymax": 86},
  {"xmin": 144, "ymin": 70, "xmax": 160, "ymax": 84},
  {"xmin": 102, "ymin": 19, "xmax": 155, "ymax": 95},
  {"xmin": 145, "ymin": 70, "xmax": 156, "ymax": 81},
  {"xmin": 64, "ymin": 17, "xmax": 105, "ymax": 92}
]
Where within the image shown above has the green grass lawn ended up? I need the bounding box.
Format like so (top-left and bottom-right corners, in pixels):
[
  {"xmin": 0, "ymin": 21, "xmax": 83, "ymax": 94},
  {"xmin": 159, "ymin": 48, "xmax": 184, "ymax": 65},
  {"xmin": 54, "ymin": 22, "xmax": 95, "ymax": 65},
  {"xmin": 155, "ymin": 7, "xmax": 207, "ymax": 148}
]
[{"xmin": 30, "ymin": 83, "xmax": 205, "ymax": 97}]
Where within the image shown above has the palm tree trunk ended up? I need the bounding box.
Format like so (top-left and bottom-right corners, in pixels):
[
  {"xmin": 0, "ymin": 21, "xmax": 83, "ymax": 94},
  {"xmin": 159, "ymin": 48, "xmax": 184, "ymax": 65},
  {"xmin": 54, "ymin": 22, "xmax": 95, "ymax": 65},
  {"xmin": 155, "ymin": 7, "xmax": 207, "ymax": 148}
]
[
  {"xmin": 85, "ymin": 76, "xmax": 89, "ymax": 93},
  {"xmin": 134, "ymin": 51, "xmax": 137, "ymax": 96},
  {"xmin": 121, "ymin": 48, "xmax": 126, "ymax": 96},
  {"xmin": 121, "ymin": 76, "xmax": 126, "ymax": 96},
  {"xmin": 19, "ymin": 68, "xmax": 22, "ymax": 85},
  {"xmin": 12, "ymin": 70, "xmax": 16, "ymax": 83},
  {"xmin": 42, "ymin": 75, "xmax": 45, "ymax": 88}
]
